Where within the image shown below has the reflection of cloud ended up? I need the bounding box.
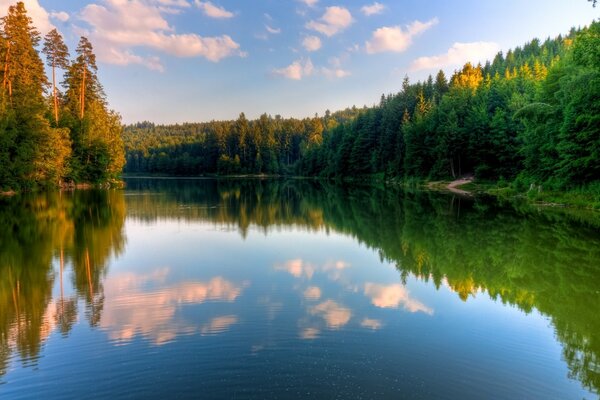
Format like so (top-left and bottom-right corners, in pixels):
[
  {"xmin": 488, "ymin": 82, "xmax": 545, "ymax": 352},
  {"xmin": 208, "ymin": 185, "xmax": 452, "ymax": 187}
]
[
  {"xmin": 101, "ymin": 272, "xmax": 245, "ymax": 345},
  {"xmin": 200, "ymin": 315, "xmax": 238, "ymax": 335},
  {"xmin": 303, "ymin": 286, "xmax": 321, "ymax": 300},
  {"xmin": 299, "ymin": 327, "xmax": 320, "ymax": 339},
  {"xmin": 275, "ymin": 259, "xmax": 350, "ymax": 280},
  {"xmin": 325, "ymin": 260, "xmax": 350, "ymax": 270},
  {"xmin": 364, "ymin": 283, "xmax": 433, "ymax": 315},
  {"xmin": 275, "ymin": 259, "xmax": 315, "ymax": 279},
  {"xmin": 360, "ymin": 318, "xmax": 383, "ymax": 330},
  {"xmin": 310, "ymin": 300, "xmax": 351, "ymax": 328}
]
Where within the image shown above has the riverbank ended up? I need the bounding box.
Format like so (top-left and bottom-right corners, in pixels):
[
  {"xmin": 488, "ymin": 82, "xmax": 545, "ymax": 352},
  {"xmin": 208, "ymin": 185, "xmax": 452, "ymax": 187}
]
[
  {"xmin": 126, "ymin": 173, "xmax": 600, "ymax": 210},
  {"xmin": 425, "ymin": 178, "xmax": 600, "ymax": 211}
]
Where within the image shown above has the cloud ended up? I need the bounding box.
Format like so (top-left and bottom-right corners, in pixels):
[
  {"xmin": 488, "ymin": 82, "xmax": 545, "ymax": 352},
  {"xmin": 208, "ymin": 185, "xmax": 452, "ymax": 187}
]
[
  {"xmin": 411, "ymin": 41, "xmax": 500, "ymax": 71},
  {"xmin": 0, "ymin": 0, "xmax": 54, "ymax": 33},
  {"xmin": 102, "ymin": 47, "xmax": 166, "ymax": 72},
  {"xmin": 360, "ymin": 318, "xmax": 383, "ymax": 329},
  {"xmin": 361, "ymin": 2, "xmax": 385, "ymax": 16},
  {"xmin": 298, "ymin": 0, "xmax": 318, "ymax": 6},
  {"xmin": 50, "ymin": 11, "xmax": 69, "ymax": 22},
  {"xmin": 364, "ymin": 283, "xmax": 433, "ymax": 315},
  {"xmin": 273, "ymin": 59, "xmax": 351, "ymax": 81},
  {"xmin": 306, "ymin": 6, "xmax": 353, "ymax": 37},
  {"xmin": 155, "ymin": 0, "xmax": 190, "ymax": 6},
  {"xmin": 303, "ymin": 286, "xmax": 322, "ymax": 300},
  {"xmin": 266, "ymin": 25, "xmax": 281, "ymax": 34},
  {"xmin": 321, "ymin": 67, "xmax": 351, "ymax": 79},
  {"xmin": 78, "ymin": 0, "xmax": 244, "ymax": 70},
  {"xmin": 101, "ymin": 272, "xmax": 246, "ymax": 345},
  {"xmin": 299, "ymin": 327, "xmax": 320, "ymax": 339},
  {"xmin": 275, "ymin": 257, "xmax": 316, "ymax": 276},
  {"xmin": 200, "ymin": 315, "xmax": 238, "ymax": 335},
  {"xmin": 194, "ymin": 0, "xmax": 234, "ymax": 19},
  {"xmin": 302, "ymin": 35, "xmax": 322, "ymax": 52},
  {"xmin": 365, "ymin": 17, "xmax": 438, "ymax": 54},
  {"xmin": 310, "ymin": 300, "xmax": 352, "ymax": 328}
]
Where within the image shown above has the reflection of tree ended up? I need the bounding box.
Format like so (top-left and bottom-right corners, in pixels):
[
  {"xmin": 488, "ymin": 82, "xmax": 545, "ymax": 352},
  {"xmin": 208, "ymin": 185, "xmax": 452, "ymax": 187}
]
[
  {"xmin": 69, "ymin": 190, "xmax": 126, "ymax": 327},
  {"xmin": 126, "ymin": 178, "xmax": 600, "ymax": 394},
  {"xmin": 54, "ymin": 249, "xmax": 77, "ymax": 336},
  {"xmin": 0, "ymin": 190, "xmax": 126, "ymax": 378}
]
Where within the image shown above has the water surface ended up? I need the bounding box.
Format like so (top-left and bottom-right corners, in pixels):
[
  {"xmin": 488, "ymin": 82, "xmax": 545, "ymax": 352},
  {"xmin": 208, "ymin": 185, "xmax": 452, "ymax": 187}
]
[{"xmin": 1, "ymin": 178, "xmax": 599, "ymax": 399}]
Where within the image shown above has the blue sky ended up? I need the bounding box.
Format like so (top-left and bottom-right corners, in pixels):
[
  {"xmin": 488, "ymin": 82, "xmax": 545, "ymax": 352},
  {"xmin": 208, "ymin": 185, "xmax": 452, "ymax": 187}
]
[{"xmin": 2, "ymin": 0, "xmax": 597, "ymax": 123}]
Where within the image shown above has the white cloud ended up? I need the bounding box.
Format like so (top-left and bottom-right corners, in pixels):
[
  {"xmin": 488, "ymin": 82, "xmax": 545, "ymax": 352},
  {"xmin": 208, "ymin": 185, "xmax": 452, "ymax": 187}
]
[
  {"xmin": 274, "ymin": 59, "xmax": 313, "ymax": 80},
  {"xmin": 78, "ymin": 0, "xmax": 244, "ymax": 70},
  {"xmin": 101, "ymin": 272, "xmax": 245, "ymax": 345},
  {"xmin": 194, "ymin": 0, "xmax": 233, "ymax": 19},
  {"xmin": 266, "ymin": 25, "xmax": 281, "ymax": 34},
  {"xmin": 365, "ymin": 17, "xmax": 438, "ymax": 54},
  {"xmin": 361, "ymin": 2, "xmax": 385, "ymax": 16},
  {"xmin": 50, "ymin": 11, "xmax": 69, "ymax": 22},
  {"xmin": 360, "ymin": 318, "xmax": 383, "ymax": 329},
  {"xmin": 200, "ymin": 315, "xmax": 238, "ymax": 335},
  {"xmin": 155, "ymin": 0, "xmax": 190, "ymax": 6},
  {"xmin": 411, "ymin": 41, "xmax": 500, "ymax": 71},
  {"xmin": 275, "ymin": 258, "xmax": 316, "ymax": 276},
  {"xmin": 0, "ymin": 0, "xmax": 54, "ymax": 33},
  {"xmin": 298, "ymin": 0, "xmax": 318, "ymax": 7},
  {"xmin": 364, "ymin": 283, "xmax": 433, "ymax": 315},
  {"xmin": 306, "ymin": 6, "xmax": 353, "ymax": 37},
  {"xmin": 304, "ymin": 286, "xmax": 322, "ymax": 300},
  {"xmin": 321, "ymin": 67, "xmax": 351, "ymax": 79},
  {"xmin": 273, "ymin": 58, "xmax": 350, "ymax": 80},
  {"xmin": 102, "ymin": 47, "xmax": 165, "ymax": 72},
  {"xmin": 310, "ymin": 300, "xmax": 351, "ymax": 328},
  {"xmin": 302, "ymin": 35, "xmax": 322, "ymax": 51}
]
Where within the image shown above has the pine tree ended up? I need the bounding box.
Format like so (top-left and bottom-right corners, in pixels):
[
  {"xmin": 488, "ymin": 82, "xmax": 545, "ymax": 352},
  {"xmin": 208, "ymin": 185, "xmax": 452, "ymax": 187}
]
[{"xmin": 42, "ymin": 29, "xmax": 69, "ymax": 125}]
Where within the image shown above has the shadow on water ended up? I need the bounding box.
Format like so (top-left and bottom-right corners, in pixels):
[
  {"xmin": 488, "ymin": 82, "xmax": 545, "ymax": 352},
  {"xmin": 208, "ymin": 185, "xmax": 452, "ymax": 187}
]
[{"xmin": 1, "ymin": 178, "xmax": 599, "ymax": 394}]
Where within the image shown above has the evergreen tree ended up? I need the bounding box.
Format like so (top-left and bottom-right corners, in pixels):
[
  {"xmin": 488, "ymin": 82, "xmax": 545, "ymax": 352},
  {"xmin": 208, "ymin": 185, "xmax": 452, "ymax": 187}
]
[{"xmin": 42, "ymin": 28, "xmax": 69, "ymax": 126}]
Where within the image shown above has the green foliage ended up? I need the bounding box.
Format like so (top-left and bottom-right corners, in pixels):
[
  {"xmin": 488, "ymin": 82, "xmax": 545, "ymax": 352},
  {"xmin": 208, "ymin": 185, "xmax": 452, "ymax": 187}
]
[
  {"xmin": 119, "ymin": 22, "xmax": 599, "ymax": 195},
  {"xmin": 0, "ymin": 2, "xmax": 125, "ymax": 190}
]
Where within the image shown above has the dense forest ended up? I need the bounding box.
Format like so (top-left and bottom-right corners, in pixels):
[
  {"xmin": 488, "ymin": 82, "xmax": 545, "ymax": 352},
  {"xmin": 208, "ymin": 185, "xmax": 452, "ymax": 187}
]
[
  {"xmin": 124, "ymin": 22, "xmax": 599, "ymax": 195},
  {"xmin": 0, "ymin": 2, "xmax": 124, "ymax": 191}
]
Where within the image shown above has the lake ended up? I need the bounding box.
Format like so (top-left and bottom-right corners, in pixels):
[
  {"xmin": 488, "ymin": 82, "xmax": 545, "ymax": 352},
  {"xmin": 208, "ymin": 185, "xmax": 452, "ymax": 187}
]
[{"xmin": 1, "ymin": 178, "xmax": 599, "ymax": 399}]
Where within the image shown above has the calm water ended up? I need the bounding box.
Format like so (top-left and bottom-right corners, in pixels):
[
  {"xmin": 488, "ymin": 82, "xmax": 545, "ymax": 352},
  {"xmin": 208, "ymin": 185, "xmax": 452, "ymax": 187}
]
[{"xmin": 1, "ymin": 178, "xmax": 599, "ymax": 399}]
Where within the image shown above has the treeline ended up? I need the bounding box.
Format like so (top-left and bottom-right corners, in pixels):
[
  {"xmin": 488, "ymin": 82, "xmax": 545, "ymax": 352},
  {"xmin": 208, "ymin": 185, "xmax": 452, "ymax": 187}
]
[
  {"xmin": 124, "ymin": 107, "xmax": 364, "ymax": 175},
  {"xmin": 0, "ymin": 2, "xmax": 124, "ymax": 191},
  {"xmin": 299, "ymin": 22, "xmax": 599, "ymax": 192},
  {"xmin": 125, "ymin": 22, "xmax": 599, "ymax": 193}
]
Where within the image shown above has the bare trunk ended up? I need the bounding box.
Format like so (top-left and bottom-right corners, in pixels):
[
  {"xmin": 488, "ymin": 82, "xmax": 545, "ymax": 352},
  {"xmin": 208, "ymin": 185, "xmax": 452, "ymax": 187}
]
[
  {"xmin": 80, "ymin": 67, "xmax": 86, "ymax": 119},
  {"xmin": 450, "ymin": 158, "xmax": 456, "ymax": 179},
  {"xmin": 53, "ymin": 64, "xmax": 59, "ymax": 125},
  {"xmin": 3, "ymin": 42, "xmax": 10, "ymax": 93}
]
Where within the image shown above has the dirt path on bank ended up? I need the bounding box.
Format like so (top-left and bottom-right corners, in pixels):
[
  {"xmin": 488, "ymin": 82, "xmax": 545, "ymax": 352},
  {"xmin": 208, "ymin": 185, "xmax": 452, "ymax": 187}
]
[{"xmin": 447, "ymin": 176, "xmax": 474, "ymax": 196}]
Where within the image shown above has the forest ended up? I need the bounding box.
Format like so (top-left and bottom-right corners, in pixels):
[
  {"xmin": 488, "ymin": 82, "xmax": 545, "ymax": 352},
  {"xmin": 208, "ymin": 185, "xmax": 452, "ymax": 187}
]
[
  {"xmin": 0, "ymin": 2, "xmax": 124, "ymax": 191},
  {"xmin": 124, "ymin": 21, "xmax": 599, "ymax": 197}
]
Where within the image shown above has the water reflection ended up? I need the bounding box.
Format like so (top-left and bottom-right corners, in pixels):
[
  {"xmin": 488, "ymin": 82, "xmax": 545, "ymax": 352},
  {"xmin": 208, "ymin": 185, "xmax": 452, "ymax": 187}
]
[
  {"xmin": 0, "ymin": 178, "xmax": 599, "ymax": 397},
  {"xmin": 0, "ymin": 190, "xmax": 124, "ymax": 375},
  {"xmin": 123, "ymin": 178, "xmax": 600, "ymax": 395},
  {"xmin": 100, "ymin": 271, "xmax": 245, "ymax": 345}
]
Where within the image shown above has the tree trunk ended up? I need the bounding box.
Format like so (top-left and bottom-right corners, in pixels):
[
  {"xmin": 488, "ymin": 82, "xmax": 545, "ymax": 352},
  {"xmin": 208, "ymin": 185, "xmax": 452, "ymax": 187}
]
[
  {"xmin": 3, "ymin": 42, "xmax": 10, "ymax": 94},
  {"xmin": 80, "ymin": 67, "xmax": 86, "ymax": 119},
  {"xmin": 53, "ymin": 63, "xmax": 59, "ymax": 125}
]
